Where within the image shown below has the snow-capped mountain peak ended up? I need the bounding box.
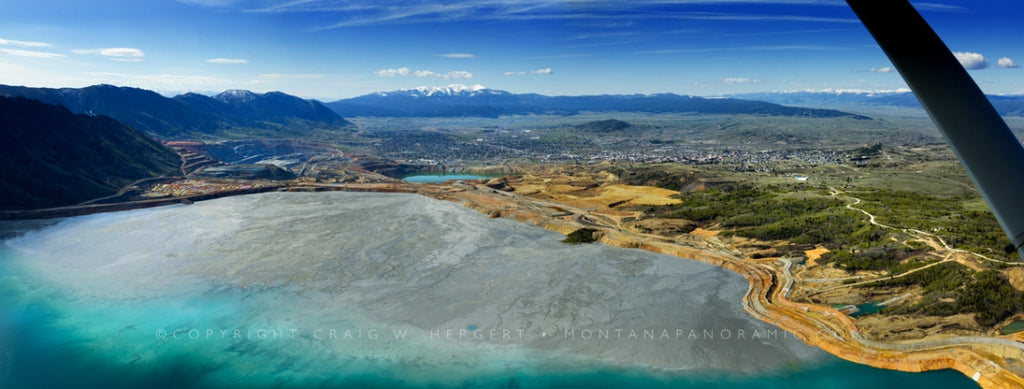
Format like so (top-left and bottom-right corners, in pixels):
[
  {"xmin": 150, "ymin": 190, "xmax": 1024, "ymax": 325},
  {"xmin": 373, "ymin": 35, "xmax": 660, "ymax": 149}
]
[
  {"xmin": 404, "ymin": 84, "xmax": 489, "ymax": 96},
  {"xmin": 215, "ymin": 89, "xmax": 259, "ymax": 103}
]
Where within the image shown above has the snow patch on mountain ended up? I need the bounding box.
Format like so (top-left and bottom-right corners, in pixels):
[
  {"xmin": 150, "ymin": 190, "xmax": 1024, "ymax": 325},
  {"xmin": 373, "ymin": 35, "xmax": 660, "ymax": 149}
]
[
  {"xmin": 215, "ymin": 89, "xmax": 260, "ymax": 103},
  {"xmin": 373, "ymin": 84, "xmax": 496, "ymax": 97}
]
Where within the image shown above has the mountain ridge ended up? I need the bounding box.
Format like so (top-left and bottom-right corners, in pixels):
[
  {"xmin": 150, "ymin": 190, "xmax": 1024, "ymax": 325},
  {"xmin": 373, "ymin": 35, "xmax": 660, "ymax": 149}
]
[
  {"xmin": 0, "ymin": 96, "xmax": 181, "ymax": 210},
  {"xmin": 731, "ymin": 91, "xmax": 1024, "ymax": 117},
  {"xmin": 0, "ymin": 84, "xmax": 354, "ymax": 139},
  {"xmin": 327, "ymin": 85, "xmax": 871, "ymax": 119}
]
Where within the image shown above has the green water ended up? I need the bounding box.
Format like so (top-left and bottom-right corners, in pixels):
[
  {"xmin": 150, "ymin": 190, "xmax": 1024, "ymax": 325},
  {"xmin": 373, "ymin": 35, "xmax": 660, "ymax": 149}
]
[{"xmin": 1001, "ymin": 321, "xmax": 1024, "ymax": 335}]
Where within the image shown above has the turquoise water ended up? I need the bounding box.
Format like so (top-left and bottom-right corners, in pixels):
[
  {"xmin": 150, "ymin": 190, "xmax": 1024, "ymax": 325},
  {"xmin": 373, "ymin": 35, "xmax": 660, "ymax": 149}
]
[
  {"xmin": 402, "ymin": 173, "xmax": 495, "ymax": 183},
  {"xmin": 0, "ymin": 193, "xmax": 981, "ymax": 389},
  {"xmin": 850, "ymin": 302, "xmax": 884, "ymax": 317},
  {"xmin": 0, "ymin": 273, "xmax": 981, "ymax": 389},
  {"xmin": 0, "ymin": 280, "xmax": 982, "ymax": 389}
]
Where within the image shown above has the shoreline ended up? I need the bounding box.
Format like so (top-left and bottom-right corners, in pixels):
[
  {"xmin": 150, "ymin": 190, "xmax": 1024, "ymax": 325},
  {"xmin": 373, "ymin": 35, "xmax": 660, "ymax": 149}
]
[
  {"xmin": 0, "ymin": 183, "xmax": 418, "ymax": 220},
  {"xmin": 418, "ymin": 181, "xmax": 1024, "ymax": 389},
  {"xmin": 5, "ymin": 181, "xmax": 1024, "ymax": 388}
]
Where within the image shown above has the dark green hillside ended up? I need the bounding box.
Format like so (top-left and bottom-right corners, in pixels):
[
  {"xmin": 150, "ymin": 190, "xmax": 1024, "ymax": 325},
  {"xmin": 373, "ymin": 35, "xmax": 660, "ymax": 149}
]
[
  {"xmin": 0, "ymin": 84, "xmax": 215, "ymax": 138},
  {"xmin": 0, "ymin": 96, "xmax": 180, "ymax": 210},
  {"xmin": 0, "ymin": 84, "xmax": 354, "ymax": 139},
  {"xmin": 574, "ymin": 119, "xmax": 632, "ymax": 133}
]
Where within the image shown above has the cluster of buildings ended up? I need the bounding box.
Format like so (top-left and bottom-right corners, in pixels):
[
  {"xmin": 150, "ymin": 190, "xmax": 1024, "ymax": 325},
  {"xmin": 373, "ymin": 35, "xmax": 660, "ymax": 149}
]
[
  {"xmin": 143, "ymin": 180, "xmax": 258, "ymax": 198},
  {"xmin": 372, "ymin": 129, "xmax": 855, "ymax": 170}
]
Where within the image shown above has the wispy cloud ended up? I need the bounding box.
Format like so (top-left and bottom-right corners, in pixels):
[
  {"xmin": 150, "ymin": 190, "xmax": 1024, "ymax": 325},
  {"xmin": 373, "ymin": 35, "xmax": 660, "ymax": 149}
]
[
  {"xmin": 749, "ymin": 45, "xmax": 850, "ymax": 51},
  {"xmin": 998, "ymin": 57, "xmax": 1020, "ymax": 69},
  {"xmin": 0, "ymin": 37, "xmax": 52, "ymax": 48},
  {"xmin": 259, "ymin": 73, "xmax": 326, "ymax": 79},
  {"xmin": 176, "ymin": 0, "xmax": 244, "ymax": 7},
  {"xmin": 375, "ymin": 67, "xmax": 411, "ymax": 77},
  {"xmin": 72, "ymin": 47, "xmax": 145, "ymax": 62},
  {"xmin": 86, "ymin": 71, "xmax": 253, "ymax": 93},
  {"xmin": 439, "ymin": 53, "xmax": 475, "ymax": 58},
  {"xmin": 571, "ymin": 31, "xmax": 638, "ymax": 41},
  {"xmin": 723, "ymin": 77, "xmax": 762, "ymax": 85},
  {"xmin": 853, "ymin": 66, "xmax": 893, "ymax": 73},
  {"xmin": 719, "ymin": 28, "xmax": 851, "ymax": 37},
  {"xmin": 637, "ymin": 44, "xmax": 849, "ymax": 55},
  {"xmin": 246, "ymin": 1, "xmax": 857, "ymax": 29},
  {"xmin": 663, "ymin": 12, "xmax": 857, "ymax": 24},
  {"xmin": 206, "ymin": 58, "xmax": 249, "ymax": 64},
  {"xmin": 0, "ymin": 48, "xmax": 66, "ymax": 59},
  {"xmin": 569, "ymin": 39, "xmax": 648, "ymax": 49},
  {"xmin": 634, "ymin": 47, "xmax": 724, "ymax": 55},
  {"xmin": 504, "ymin": 68, "xmax": 553, "ymax": 76},
  {"xmin": 414, "ymin": 70, "xmax": 473, "ymax": 79},
  {"xmin": 912, "ymin": 2, "xmax": 968, "ymax": 12},
  {"xmin": 953, "ymin": 51, "xmax": 989, "ymax": 70},
  {"xmin": 376, "ymin": 67, "xmax": 472, "ymax": 79},
  {"xmin": 0, "ymin": 37, "xmax": 62, "ymax": 58},
  {"xmin": 527, "ymin": 53, "xmax": 593, "ymax": 59}
]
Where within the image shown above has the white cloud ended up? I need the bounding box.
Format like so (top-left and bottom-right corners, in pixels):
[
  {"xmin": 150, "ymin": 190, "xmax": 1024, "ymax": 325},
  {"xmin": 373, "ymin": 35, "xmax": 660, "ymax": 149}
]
[
  {"xmin": 953, "ymin": 51, "xmax": 988, "ymax": 70},
  {"xmin": 0, "ymin": 38, "xmax": 51, "ymax": 48},
  {"xmin": 445, "ymin": 70, "xmax": 473, "ymax": 79},
  {"xmin": 377, "ymin": 67, "xmax": 471, "ymax": 79},
  {"xmin": 505, "ymin": 68, "xmax": 553, "ymax": 76},
  {"xmin": 414, "ymin": 70, "xmax": 440, "ymax": 78},
  {"xmin": 439, "ymin": 53, "xmax": 475, "ymax": 58},
  {"xmin": 0, "ymin": 48, "xmax": 66, "ymax": 59},
  {"xmin": 414, "ymin": 70, "xmax": 472, "ymax": 79},
  {"xmin": 206, "ymin": 58, "xmax": 249, "ymax": 64},
  {"xmin": 723, "ymin": 77, "xmax": 762, "ymax": 85},
  {"xmin": 73, "ymin": 47, "xmax": 145, "ymax": 62},
  {"xmin": 851, "ymin": 66, "xmax": 894, "ymax": 73},
  {"xmin": 998, "ymin": 57, "xmax": 1020, "ymax": 69},
  {"xmin": 375, "ymin": 67, "xmax": 411, "ymax": 77}
]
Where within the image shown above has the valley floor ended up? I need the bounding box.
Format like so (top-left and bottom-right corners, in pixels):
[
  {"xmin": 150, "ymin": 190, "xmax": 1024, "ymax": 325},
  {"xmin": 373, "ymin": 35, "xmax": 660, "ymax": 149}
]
[{"xmin": 6, "ymin": 147, "xmax": 1024, "ymax": 388}]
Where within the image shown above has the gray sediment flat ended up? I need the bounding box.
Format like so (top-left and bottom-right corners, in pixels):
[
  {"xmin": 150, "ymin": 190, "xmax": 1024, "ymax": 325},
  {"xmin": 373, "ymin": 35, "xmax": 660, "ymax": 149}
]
[{"xmin": 0, "ymin": 192, "xmax": 822, "ymax": 386}]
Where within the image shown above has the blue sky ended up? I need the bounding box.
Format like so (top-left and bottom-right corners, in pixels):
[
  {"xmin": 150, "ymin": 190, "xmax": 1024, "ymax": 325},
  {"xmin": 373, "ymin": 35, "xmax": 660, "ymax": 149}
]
[{"xmin": 0, "ymin": 0, "xmax": 1021, "ymax": 100}]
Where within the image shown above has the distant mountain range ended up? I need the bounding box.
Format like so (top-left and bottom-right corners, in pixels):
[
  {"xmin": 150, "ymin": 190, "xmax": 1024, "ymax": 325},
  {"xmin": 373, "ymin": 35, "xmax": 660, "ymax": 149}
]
[
  {"xmin": 731, "ymin": 91, "xmax": 1024, "ymax": 117},
  {"xmin": 0, "ymin": 96, "xmax": 180, "ymax": 210},
  {"xmin": 325, "ymin": 85, "xmax": 871, "ymax": 119},
  {"xmin": 0, "ymin": 84, "xmax": 353, "ymax": 139}
]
